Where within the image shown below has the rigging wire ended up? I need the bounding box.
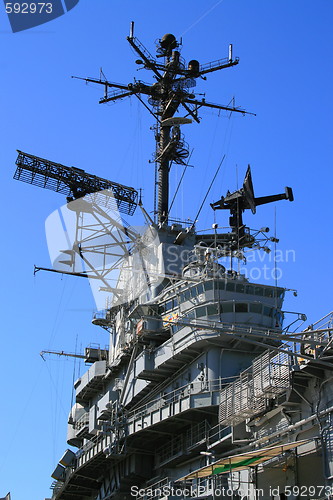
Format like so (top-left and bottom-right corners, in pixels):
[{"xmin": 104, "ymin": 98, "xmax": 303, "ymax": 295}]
[
  {"xmin": 46, "ymin": 276, "xmax": 68, "ymax": 350},
  {"xmin": 136, "ymin": 99, "xmax": 144, "ymax": 204},
  {"xmin": 192, "ymin": 154, "xmax": 225, "ymax": 227},
  {"xmin": 168, "ymin": 149, "xmax": 194, "ymax": 216},
  {"xmin": 274, "ymin": 206, "xmax": 278, "ymax": 308},
  {"xmin": 200, "ymin": 111, "xmax": 234, "ymax": 228},
  {"xmin": 181, "ymin": 0, "xmax": 225, "ymax": 36},
  {"xmin": 197, "ymin": 111, "xmax": 221, "ymax": 206},
  {"xmin": 236, "ymin": 166, "xmax": 240, "ymax": 273},
  {"xmin": 217, "ymin": 112, "xmax": 234, "ymax": 196},
  {"xmin": 0, "ymin": 363, "xmax": 43, "ymax": 475},
  {"xmin": 114, "ymin": 96, "xmax": 144, "ymax": 181},
  {"xmin": 173, "ymin": 155, "xmax": 179, "ymax": 221},
  {"xmin": 43, "ymin": 355, "xmax": 79, "ymax": 463},
  {"xmin": 70, "ymin": 333, "xmax": 79, "ymax": 410}
]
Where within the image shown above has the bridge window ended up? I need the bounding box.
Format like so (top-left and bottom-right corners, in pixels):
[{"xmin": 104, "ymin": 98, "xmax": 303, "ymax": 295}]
[
  {"xmin": 218, "ymin": 281, "xmax": 225, "ymax": 290},
  {"xmin": 236, "ymin": 283, "xmax": 245, "ymax": 293},
  {"xmin": 221, "ymin": 302, "xmax": 233, "ymax": 313},
  {"xmin": 204, "ymin": 281, "xmax": 214, "ymax": 291},
  {"xmin": 195, "ymin": 306, "xmax": 206, "ymax": 318},
  {"xmin": 187, "ymin": 309, "xmax": 195, "ymax": 320},
  {"xmin": 275, "ymin": 310, "xmax": 283, "ymax": 324},
  {"xmin": 250, "ymin": 303, "xmax": 262, "ymax": 314},
  {"xmin": 235, "ymin": 303, "xmax": 248, "ymax": 313},
  {"xmin": 207, "ymin": 304, "xmax": 219, "ymax": 315},
  {"xmin": 180, "ymin": 289, "xmax": 190, "ymax": 302},
  {"xmin": 226, "ymin": 282, "xmax": 235, "ymax": 292},
  {"xmin": 263, "ymin": 306, "xmax": 273, "ymax": 317},
  {"xmin": 165, "ymin": 300, "xmax": 173, "ymax": 311}
]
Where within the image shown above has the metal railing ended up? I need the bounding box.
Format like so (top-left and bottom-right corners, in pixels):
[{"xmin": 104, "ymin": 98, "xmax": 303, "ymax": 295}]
[
  {"xmin": 170, "ymin": 319, "xmax": 284, "ymax": 355},
  {"xmin": 71, "ymin": 378, "xmax": 226, "ymax": 472},
  {"xmin": 208, "ymin": 423, "xmax": 232, "ymax": 446},
  {"xmin": 186, "ymin": 419, "xmax": 211, "ymax": 449},
  {"xmin": 219, "ymin": 350, "xmax": 292, "ymax": 427},
  {"xmin": 127, "ymin": 378, "xmax": 227, "ymax": 423},
  {"xmin": 309, "ymin": 311, "xmax": 333, "ymax": 331},
  {"xmin": 157, "ymin": 435, "xmax": 183, "ymax": 465},
  {"xmin": 199, "ymin": 56, "xmax": 239, "ymax": 74},
  {"xmin": 135, "ymin": 477, "xmax": 173, "ymax": 500},
  {"xmin": 77, "ymin": 431, "xmax": 106, "ymax": 455},
  {"xmin": 156, "ymin": 420, "xmax": 211, "ymax": 465}
]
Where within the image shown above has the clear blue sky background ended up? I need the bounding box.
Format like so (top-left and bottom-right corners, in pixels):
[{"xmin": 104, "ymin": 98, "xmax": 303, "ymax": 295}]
[{"xmin": 1, "ymin": 1, "xmax": 332, "ymax": 498}]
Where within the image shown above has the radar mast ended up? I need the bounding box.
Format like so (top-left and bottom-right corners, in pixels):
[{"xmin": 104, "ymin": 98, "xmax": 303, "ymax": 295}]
[{"xmin": 73, "ymin": 22, "xmax": 254, "ymax": 224}]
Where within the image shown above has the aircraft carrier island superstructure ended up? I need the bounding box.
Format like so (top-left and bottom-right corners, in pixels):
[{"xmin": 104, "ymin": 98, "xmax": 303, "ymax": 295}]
[{"xmin": 14, "ymin": 25, "xmax": 333, "ymax": 500}]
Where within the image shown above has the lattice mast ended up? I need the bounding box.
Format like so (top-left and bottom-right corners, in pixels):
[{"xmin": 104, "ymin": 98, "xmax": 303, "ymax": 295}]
[{"xmin": 74, "ymin": 22, "xmax": 253, "ymax": 224}]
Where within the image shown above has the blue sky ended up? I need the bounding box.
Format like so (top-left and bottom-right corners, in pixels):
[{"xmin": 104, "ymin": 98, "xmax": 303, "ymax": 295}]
[{"xmin": 1, "ymin": 1, "xmax": 333, "ymax": 498}]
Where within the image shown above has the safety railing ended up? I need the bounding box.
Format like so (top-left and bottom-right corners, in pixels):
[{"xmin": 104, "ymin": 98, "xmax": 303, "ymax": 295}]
[
  {"xmin": 156, "ymin": 420, "xmax": 211, "ymax": 465},
  {"xmin": 135, "ymin": 477, "xmax": 173, "ymax": 500},
  {"xmin": 208, "ymin": 423, "xmax": 232, "ymax": 446},
  {"xmin": 127, "ymin": 378, "xmax": 227, "ymax": 423},
  {"xmin": 219, "ymin": 350, "xmax": 292, "ymax": 427}
]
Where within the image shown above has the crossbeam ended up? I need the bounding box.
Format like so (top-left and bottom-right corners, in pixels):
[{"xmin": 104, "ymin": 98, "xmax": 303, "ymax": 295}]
[{"xmin": 75, "ymin": 27, "xmax": 252, "ymax": 224}]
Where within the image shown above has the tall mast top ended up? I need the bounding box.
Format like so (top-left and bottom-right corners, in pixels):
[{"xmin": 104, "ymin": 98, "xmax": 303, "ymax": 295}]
[{"xmin": 73, "ymin": 23, "xmax": 254, "ymax": 224}]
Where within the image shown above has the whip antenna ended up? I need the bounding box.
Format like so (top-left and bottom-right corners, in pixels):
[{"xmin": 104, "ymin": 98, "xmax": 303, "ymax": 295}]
[{"xmin": 192, "ymin": 154, "xmax": 226, "ymax": 227}]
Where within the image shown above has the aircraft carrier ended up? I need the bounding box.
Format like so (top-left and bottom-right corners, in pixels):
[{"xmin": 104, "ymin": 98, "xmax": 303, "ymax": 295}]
[{"xmin": 14, "ymin": 24, "xmax": 333, "ymax": 500}]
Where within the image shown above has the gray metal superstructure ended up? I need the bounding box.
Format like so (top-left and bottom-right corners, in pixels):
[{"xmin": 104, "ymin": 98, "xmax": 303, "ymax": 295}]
[{"xmin": 14, "ymin": 26, "xmax": 333, "ymax": 500}]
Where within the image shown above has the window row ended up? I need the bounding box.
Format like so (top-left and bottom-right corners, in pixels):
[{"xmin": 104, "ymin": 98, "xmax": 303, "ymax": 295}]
[
  {"xmin": 159, "ymin": 281, "xmax": 283, "ymax": 313},
  {"xmin": 182, "ymin": 302, "xmax": 277, "ymax": 320}
]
